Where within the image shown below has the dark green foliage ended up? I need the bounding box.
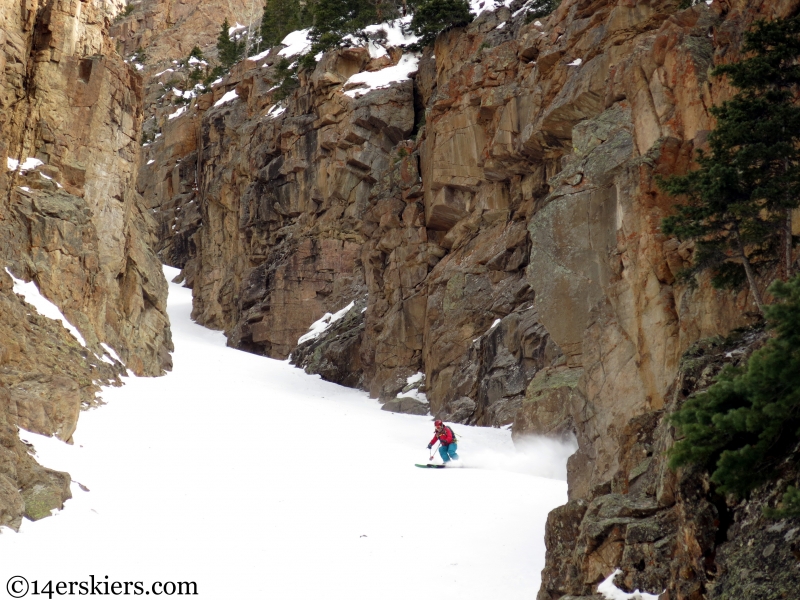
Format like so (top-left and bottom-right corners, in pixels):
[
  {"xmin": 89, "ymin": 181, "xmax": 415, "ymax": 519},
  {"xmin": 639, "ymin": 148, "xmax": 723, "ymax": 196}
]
[
  {"xmin": 185, "ymin": 48, "xmax": 207, "ymax": 87},
  {"xmin": 131, "ymin": 47, "xmax": 147, "ymax": 64},
  {"xmin": 256, "ymin": 0, "xmax": 471, "ymax": 61},
  {"xmin": 115, "ymin": 3, "xmax": 136, "ymax": 22},
  {"xmin": 525, "ymin": 0, "xmax": 560, "ymax": 22},
  {"xmin": 368, "ymin": 0, "xmax": 404, "ymax": 22},
  {"xmin": 217, "ymin": 18, "xmax": 246, "ymax": 70},
  {"xmin": 669, "ymin": 275, "xmax": 800, "ymax": 510},
  {"xmin": 203, "ymin": 66, "xmax": 225, "ymax": 87},
  {"xmin": 261, "ymin": 0, "xmax": 311, "ymax": 49},
  {"xmin": 307, "ymin": 0, "xmax": 386, "ymax": 54},
  {"xmin": 312, "ymin": 0, "xmax": 375, "ymax": 32},
  {"xmin": 764, "ymin": 485, "xmax": 800, "ymax": 518},
  {"xmin": 297, "ymin": 52, "xmax": 318, "ymax": 72},
  {"xmin": 409, "ymin": 0, "xmax": 473, "ymax": 47},
  {"xmin": 658, "ymin": 17, "xmax": 800, "ymax": 305},
  {"xmin": 270, "ymin": 58, "xmax": 300, "ymax": 102},
  {"xmin": 188, "ymin": 65, "xmax": 204, "ymax": 86}
]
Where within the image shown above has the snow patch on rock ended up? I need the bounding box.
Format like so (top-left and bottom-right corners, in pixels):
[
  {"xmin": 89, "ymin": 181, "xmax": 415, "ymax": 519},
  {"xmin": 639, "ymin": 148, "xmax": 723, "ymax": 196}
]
[
  {"xmin": 213, "ymin": 89, "xmax": 238, "ymax": 107},
  {"xmin": 343, "ymin": 54, "xmax": 419, "ymax": 98},
  {"xmin": 278, "ymin": 28, "xmax": 313, "ymax": 58},
  {"xmin": 5, "ymin": 267, "xmax": 86, "ymax": 347},
  {"xmin": 298, "ymin": 301, "xmax": 355, "ymax": 344},
  {"xmin": 597, "ymin": 570, "xmax": 663, "ymax": 600}
]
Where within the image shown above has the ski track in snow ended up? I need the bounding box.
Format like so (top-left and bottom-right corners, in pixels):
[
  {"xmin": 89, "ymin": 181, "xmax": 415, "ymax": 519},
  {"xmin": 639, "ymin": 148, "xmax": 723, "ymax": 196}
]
[{"xmin": 1, "ymin": 266, "xmax": 570, "ymax": 599}]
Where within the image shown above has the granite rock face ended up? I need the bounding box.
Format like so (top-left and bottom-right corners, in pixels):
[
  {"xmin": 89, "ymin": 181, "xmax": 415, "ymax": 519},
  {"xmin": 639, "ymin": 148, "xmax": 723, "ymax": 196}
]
[{"xmin": 0, "ymin": 0, "xmax": 172, "ymax": 529}]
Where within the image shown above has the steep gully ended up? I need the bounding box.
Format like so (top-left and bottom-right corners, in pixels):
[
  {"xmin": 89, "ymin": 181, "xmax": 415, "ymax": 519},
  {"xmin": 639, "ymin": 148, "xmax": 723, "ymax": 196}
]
[
  {"xmin": 126, "ymin": 0, "xmax": 798, "ymax": 600},
  {"xmin": 130, "ymin": 0, "xmax": 800, "ymax": 596},
  {"xmin": 0, "ymin": 0, "xmax": 798, "ymax": 597}
]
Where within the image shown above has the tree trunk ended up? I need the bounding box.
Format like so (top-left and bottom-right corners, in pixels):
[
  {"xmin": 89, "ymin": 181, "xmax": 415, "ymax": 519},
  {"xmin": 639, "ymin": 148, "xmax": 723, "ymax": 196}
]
[
  {"xmin": 735, "ymin": 232, "xmax": 765, "ymax": 313},
  {"xmin": 786, "ymin": 208, "xmax": 794, "ymax": 279},
  {"xmin": 785, "ymin": 152, "xmax": 794, "ymax": 280}
]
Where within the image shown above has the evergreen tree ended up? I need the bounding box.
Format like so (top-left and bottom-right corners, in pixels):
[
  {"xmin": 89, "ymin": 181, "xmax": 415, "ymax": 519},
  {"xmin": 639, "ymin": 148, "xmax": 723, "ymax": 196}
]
[
  {"xmin": 525, "ymin": 0, "xmax": 560, "ymax": 21},
  {"xmin": 670, "ymin": 274, "xmax": 800, "ymax": 516},
  {"xmin": 308, "ymin": 0, "xmax": 380, "ymax": 53},
  {"xmin": 270, "ymin": 58, "xmax": 300, "ymax": 102},
  {"xmin": 217, "ymin": 18, "xmax": 246, "ymax": 70},
  {"xmin": 659, "ymin": 16, "xmax": 800, "ymax": 311},
  {"xmin": 409, "ymin": 0, "xmax": 473, "ymax": 47},
  {"xmin": 260, "ymin": 0, "xmax": 308, "ymax": 49},
  {"xmin": 765, "ymin": 485, "xmax": 800, "ymax": 519},
  {"xmin": 367, "ymin": 0, "xmax": 402, "ymax": 22}
]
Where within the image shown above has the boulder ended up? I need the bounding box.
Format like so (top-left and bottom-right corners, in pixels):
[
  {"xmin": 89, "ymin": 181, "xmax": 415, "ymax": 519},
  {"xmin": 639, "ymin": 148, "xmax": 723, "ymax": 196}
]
[{"xmin": 381, "ymin": 397, "xmax": 430, "ymax": 416}]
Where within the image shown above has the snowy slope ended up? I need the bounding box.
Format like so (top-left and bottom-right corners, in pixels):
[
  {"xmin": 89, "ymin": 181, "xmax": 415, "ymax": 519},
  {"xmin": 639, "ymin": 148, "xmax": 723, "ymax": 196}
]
[{"xmin": 1, "ymin": 266, "xmax": 571, "ymax": 599}]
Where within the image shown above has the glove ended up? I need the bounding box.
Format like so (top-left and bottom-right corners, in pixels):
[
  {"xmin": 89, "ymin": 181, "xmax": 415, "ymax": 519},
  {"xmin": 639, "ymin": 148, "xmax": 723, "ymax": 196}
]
[{"xmin": 427, "ymin": 444, "xmax": 432, "ymax": 450}]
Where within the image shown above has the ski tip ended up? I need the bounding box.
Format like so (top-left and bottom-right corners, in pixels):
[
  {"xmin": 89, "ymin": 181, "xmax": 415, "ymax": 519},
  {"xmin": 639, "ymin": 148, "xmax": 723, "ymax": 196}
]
[{"xmin": 415, "ymin": 463, "xmax": 446, "ymax": 469}]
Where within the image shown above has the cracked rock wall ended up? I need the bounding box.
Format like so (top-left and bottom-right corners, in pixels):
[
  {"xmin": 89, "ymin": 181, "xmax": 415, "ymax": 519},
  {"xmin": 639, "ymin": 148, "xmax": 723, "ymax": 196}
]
[{"xmin": 1, "ymin": 0, "xmax": 172, "ymax": 529}]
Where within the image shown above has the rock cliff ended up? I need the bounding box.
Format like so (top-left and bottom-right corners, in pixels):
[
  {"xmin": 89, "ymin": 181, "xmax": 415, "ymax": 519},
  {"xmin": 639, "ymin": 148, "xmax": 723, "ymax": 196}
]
[
  {"xmin": 0, "ymin": 0, "xmax": 172, "ymax": 529},
  {"xmin": 137, "ymin": 0, "xmax": 800, "ymax": 596}
]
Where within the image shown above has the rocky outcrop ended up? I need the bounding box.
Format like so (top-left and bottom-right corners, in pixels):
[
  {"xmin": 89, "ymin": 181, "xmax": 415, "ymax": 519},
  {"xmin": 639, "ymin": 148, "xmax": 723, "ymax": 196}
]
[
  {"xmin": 0, "ymin": 0, "xmax": 172, "ymax": 529},
  {"xmin": 537, "ymin": 328, "xmax": 800, "ymax": 600},
  {"xmin": 182, "ymin": 47, "xmax": 412, "ymax": 366},
  {"xmin": 290, "ymin": 296, "xmax": 368, "ymax": 390}
]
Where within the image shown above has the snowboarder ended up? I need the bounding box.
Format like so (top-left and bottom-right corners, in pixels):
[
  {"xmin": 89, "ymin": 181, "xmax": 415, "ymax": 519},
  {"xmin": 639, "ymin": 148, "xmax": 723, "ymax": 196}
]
[{"xmin": 428, "ymin": 420, "xmax": 459, "ymax": 463}]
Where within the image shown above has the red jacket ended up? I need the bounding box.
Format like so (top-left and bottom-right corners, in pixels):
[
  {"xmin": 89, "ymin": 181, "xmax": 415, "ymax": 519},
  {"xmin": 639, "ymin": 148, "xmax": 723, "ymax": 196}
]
[{"xmin": 430, "ymin": 426, "xmax": 455, "ymax": 446}]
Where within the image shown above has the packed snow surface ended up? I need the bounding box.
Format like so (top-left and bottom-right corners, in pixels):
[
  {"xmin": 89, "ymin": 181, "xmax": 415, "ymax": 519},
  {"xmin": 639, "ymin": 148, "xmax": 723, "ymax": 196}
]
[
  {"xmin": 5, "ymin": 267, "xmax": 86, "ymax": 347},
  {"xmin": 1, "ymin": 266, "xmax": 572, "ymax": 599},
  {"xmin": 277, "ymin": 16, "xmax": 418, "ymax": 62}
]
